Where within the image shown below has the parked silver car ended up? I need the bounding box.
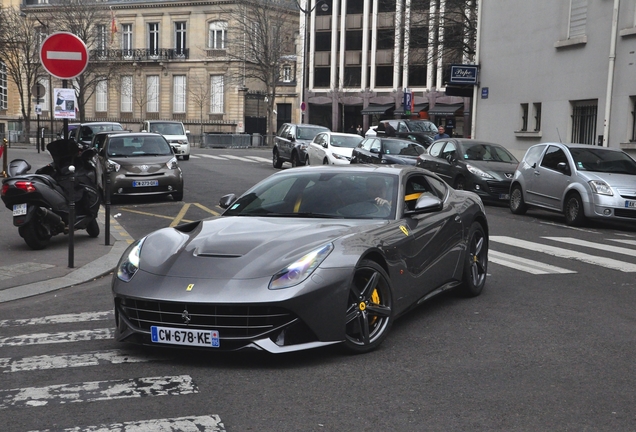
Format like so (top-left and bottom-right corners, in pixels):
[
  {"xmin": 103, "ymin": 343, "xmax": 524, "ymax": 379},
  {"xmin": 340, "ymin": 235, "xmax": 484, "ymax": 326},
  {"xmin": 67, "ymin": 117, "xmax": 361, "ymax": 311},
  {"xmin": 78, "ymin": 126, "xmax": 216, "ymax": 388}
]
[{"xmin": 510, "ymin": 143, "xmax": 636, "ymax": 226}]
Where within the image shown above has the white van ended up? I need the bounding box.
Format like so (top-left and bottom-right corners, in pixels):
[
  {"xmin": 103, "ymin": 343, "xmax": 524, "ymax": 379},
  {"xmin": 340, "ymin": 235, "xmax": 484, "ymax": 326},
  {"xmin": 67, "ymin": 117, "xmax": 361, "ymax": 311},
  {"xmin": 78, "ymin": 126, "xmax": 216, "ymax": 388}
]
[{"xmin": 142, "ymin": 120, "xmax": 191, "ymax": 160}]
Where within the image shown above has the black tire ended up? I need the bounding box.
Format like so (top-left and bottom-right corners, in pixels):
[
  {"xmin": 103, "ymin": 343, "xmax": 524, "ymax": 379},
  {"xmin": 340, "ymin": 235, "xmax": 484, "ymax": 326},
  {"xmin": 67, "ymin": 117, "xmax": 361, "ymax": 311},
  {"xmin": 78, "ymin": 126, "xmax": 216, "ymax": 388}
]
[
  {"xmin": 564, "ymin": 192, "xmax": 586, "ymax": 226},
  {"xmin": 272, "ymin": 149, "xmax": 283, "ymax": 169},
  {"xmin": 291, "ymin": 152, "xmax": 303, "ymax": 167},
  {"xmin": 343, "ymin": 259, "xmax": 393, "ymax": 354},
  {"xmin": 457, "ymin": 222, "xmax": 488, "ymax": 297},
  {"xmin": 509, "ymin": 184, "xmax": 528, "ymax": 215},
  {"xmin": 182, "ymin": 155, "xmax": 190, "ymax": 161},
  {"xmin": 172, "ymin": 190, "xmax": 184, "ymax": 201},
  {"xmin": 20, "ymin": 222, "xmax": 51, "ymax": 250},
  {"xmin": 454, "ymin": 176, "xmax": 465, "ymax": 190},
  {"xmin": 86, "ymin": 218, "xmax": 100, "ymax": 238},
  {"xmin": 323, "ymin": 158, "xmax": 329, "ymax": 165}
]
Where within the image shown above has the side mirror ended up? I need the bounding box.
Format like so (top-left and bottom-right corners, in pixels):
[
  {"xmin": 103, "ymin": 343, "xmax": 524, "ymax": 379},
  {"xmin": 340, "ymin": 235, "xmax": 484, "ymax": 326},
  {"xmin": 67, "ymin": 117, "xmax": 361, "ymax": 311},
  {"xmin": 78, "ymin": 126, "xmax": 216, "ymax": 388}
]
[
  {"xmin": 445, "ymin": 153, "xmax": 456, "ymax": 163},
  {"xmin": 556, "ymin": 162, "xmax": 569, "ymax": 174},
  {"xmin": 219, "ymin": 193, "xmax": 237, "ymax": 209},
  {"xmin": 405, "ymin": 194, "xmax": 443, "ymax": 215},
  {"xmin": 322, "ymin": 143, "xmax": 328, "ymax": 149},
  {"xmin": 370, "ymin": 148, "xmax": 380, "ymax": 154},
  {"xmin": 99, "ymin": 148, "xmax": 105, "ymax": 157}
]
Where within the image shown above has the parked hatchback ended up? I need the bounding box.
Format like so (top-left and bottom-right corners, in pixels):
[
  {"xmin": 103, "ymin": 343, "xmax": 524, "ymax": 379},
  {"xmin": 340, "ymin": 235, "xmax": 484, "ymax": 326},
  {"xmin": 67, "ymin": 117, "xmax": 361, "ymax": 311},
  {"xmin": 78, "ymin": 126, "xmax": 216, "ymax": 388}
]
[
  {"xmin": 273, "ymin": 123, "xmax": 330, "ymax": 168},
  {"xmin": 307, "ymin": 132, "xmax": 362, "ymax": 165},
  {"xmin": 510, "ymin": 143, "xmax": 636, "ymax": 226},
  {"xmin": 351, "ymin": 137, "xmax": 426, "ymax": 165},
  {"xmin": 417, "ymin": 138, "xmax": 518, "ymax": 203}
]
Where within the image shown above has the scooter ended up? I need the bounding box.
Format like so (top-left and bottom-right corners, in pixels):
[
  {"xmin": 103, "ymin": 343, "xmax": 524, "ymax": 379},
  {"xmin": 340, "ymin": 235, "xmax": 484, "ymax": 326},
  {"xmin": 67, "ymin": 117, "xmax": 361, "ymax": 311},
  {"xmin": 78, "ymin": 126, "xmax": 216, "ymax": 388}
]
[{"xmin": 1, "ymin": 139, "xmax": 101, "ymax": 250}]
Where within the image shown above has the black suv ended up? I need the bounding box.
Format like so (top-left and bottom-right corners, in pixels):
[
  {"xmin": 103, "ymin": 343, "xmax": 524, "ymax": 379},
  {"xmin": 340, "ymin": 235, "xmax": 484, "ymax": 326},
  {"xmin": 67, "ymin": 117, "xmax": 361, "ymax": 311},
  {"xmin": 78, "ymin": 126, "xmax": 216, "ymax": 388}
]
[
  {"xmin": 376, "ymin": 119, "xmax": 437, "ymax": 148},
  {"xmin": 70, "ymin": 122, "xmax": 124, "ymax": 148},
  {"xmin": 273, "ymin": 123, "xmax": 329, "ymax": 168}
]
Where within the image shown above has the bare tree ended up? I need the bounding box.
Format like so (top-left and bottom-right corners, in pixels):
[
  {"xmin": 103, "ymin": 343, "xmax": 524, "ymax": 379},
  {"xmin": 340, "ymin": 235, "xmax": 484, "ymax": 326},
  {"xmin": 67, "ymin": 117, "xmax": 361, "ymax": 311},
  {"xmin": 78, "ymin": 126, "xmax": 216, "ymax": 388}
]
[
  {"xmin": 188, "ymin": 72, "xmax": 212, "ymax": 143},
  {"xmin": 38, "ymin": 0, "xmax": 125, "ymax": 122},
  {"xmin": 0, "ymin": 7, "xmax": 44, "ymax": 143},
  {"xmin": 223, "ymin": 0, "xmax": 298, "ymax": 143}
]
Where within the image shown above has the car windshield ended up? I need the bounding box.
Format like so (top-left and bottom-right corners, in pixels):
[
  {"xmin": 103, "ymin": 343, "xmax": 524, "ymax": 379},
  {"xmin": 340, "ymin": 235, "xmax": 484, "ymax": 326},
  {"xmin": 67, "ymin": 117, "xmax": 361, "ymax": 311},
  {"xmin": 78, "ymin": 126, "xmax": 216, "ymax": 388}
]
[
  {"xmin": 149, "ymin": 123, "xmax": 185, "ymax": 135},
  {"xmin": 404, "ymin": 120, "xmax": 438, "ymax": 133},
  {"xmin": 107, "ymin": 136, "xmax": 173, "ymax": 157},
  {"xmin": 383, "ymin": 140, "xmax": 425, "ymax": 156},
  {"xmin": 463, "ymin": 142, "xmax": 518, "ymax": 163},
  {"xmin": 223, "ymin": 171, "xmax": 397, "ymax": 220},
  {"xmin": 331, "ymin": 135, "xmax": 363, "ymax": 148},
  {"xmin": 297, "ymin": 127, "xmax": 328, "ymax": 140},
  {"xmin": 569, "ymin": 147, "xmax": 636, "ymax": 174}
]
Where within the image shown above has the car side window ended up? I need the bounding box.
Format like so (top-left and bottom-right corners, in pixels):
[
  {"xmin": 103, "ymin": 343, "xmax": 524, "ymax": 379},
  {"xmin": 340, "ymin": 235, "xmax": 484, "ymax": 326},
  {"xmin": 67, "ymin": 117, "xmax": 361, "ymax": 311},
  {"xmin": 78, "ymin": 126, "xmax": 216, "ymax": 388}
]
[
  {"xmin": 540, "ymin": 145, "xmax": 569, "ymax": 173},
  {"xmin": 370, "ymin": 139, "xmax": 382, "ymax": 153},
  {"xmin": 277, "ymin": 124, "xmax": 288, "ymax": 137},
  {"xmin": 361, "ymin": 138, "xmax": 374, "ymax": 151},
  {"xmin": 397, "ymin": 122, "xmax": 408, "ymax": 133},
  {"xmin": 404, "ymin": 175, "xmax": 436, "ymax": 211},
  {"xmin": 524, "ymin": 145, "xmax": 545, "ymax": 168},
  {"xmin": 425, "ymin": 175, "xmax": 448, "ymax": 199},
  {"xmin": 428, "ymin": 141, "xmax": 445, "ymax": 157},
  {"xmin": 441, "ymin": 142, "xmax": 456, "ymax": 159}
]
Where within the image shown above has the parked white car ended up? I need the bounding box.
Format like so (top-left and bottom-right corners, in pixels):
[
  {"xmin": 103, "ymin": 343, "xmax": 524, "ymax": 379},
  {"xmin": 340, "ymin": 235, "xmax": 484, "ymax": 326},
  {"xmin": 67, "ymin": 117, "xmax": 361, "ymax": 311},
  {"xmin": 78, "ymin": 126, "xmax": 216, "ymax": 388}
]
[
  {"xmin": 142, "ymin": 120, "xmax": 191, "ymax": 160},
  {"xmin": 306, "ymin": 132, "xmax": 363, "ymax": 165}
]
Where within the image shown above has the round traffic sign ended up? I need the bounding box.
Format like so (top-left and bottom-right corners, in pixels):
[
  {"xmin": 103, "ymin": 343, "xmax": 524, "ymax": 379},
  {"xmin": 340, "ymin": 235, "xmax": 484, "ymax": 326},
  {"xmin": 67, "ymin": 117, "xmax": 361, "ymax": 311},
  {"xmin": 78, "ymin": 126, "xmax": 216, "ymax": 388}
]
[{"xmin": 39, "ymin": 32, "xmax": 89, "ymax": 80}]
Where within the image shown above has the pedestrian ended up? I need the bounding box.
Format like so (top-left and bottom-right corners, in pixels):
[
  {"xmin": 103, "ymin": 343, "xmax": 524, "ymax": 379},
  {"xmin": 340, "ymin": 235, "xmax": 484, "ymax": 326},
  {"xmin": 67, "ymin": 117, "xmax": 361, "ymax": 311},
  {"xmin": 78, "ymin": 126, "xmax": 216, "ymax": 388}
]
[
  {"xmin": 348, "ymin": 125, "xmax": 356, "ymax": 134},
  {"xmin": 356, "ymin": 125, "xmax": 363, "ymax": 136},
  {"xmin": 434, "ymin": 125, "xmax": 450, "ymax": 140}
]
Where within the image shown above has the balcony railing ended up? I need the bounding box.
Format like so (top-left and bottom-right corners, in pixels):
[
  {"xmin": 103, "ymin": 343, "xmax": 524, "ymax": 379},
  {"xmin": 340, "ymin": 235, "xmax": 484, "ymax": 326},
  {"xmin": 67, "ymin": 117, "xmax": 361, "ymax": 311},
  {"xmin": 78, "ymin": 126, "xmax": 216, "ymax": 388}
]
[{"xmin": 89, "ymin": 48, "xmax": 189, "ymax": 62}]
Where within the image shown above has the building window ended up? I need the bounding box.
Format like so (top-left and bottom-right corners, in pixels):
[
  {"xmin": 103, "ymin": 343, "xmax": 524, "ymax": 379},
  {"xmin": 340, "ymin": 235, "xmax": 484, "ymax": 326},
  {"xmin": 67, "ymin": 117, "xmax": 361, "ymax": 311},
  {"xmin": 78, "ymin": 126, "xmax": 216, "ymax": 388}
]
[
  {"xmin": 533, "ymin": 103, "xmax": 542, "ymax": 132},
  {"xmin": 208, "ymin": 21, "xmax": 227, "ymax": 49},
  {"xmin": 148, "ymin": 23, "xmax": 159, "ymax": 56},
  {"xmin": 210, "ymin": 75, "xmax": 224, "ymax": 114},
  {"xmin": 147, "ymin": 75, "xmax": 159, "ymax": 113},
  {"xmin": 282, "ymin": 65, "xmax": 292, "ymax": 83},
  {"xmin": 122, "ymin": 24, "xmax": 133, "ymax": 58},
  {"xmin": 121, "ymin": 75, "xmax": 133, "ymax": 113},
  {"xmin": 571, "ymin": 100, "xmax": 597, "ymax": 145},
  {"xmin": 568, "ymin": 0, "xmax": 587, "ymax": 38},
  {"xmin": 0, "ymin": 63, "xmax": 8, "ymax": 110},
  {"xmin": 175, "ymin": 22, "xmax": 186, "ymax": 56},
  {"xmin": 96, "ymin": 80, "xmax": 108, "ymax": 112},
  {"xmin": 520, "ymin": 103, "xmax": 529, "ymax": 132},
  {"xmin": 96, "ymin": 25, "xmax": 108, "ymax": 58},
  {"xmin": 173, "ymin": 75, "xmax": 186, "ymax": 113}
]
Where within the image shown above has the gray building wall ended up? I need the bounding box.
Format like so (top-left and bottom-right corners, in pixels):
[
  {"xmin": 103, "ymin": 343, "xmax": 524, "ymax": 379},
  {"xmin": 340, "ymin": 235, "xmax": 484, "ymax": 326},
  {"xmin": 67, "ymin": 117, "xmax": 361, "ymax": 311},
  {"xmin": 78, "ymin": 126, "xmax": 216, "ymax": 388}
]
[{"xmin": 474, "ymin": 1, "xmax": 636, "ymax": 159}]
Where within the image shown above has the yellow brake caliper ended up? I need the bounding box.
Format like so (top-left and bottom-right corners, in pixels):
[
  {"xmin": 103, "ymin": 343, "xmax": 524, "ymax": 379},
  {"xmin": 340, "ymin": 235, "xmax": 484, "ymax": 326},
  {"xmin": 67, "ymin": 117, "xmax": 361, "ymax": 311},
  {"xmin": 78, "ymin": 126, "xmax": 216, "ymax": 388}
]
[{"xmin": 369, "ymin": 288, "xmax": 380, "ymax": 325}]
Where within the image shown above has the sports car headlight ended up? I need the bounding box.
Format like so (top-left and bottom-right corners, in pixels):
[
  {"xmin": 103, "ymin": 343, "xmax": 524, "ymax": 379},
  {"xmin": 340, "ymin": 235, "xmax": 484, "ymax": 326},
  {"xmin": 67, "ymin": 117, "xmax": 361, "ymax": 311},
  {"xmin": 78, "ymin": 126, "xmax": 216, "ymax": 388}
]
[
  {"xmin": 269, "ymin": 243, "xmax": 334, "ymax": 290},
  {"xmin": 466, "ymin": 164, "xmax": 494, "ymax": 179},
  {"xmin": 589, "ymin": 180, "xmax": 613, "ymax": 196},
  {"xmin": 166, "ymin": 156, "xmax": 178, "ymax": 169},
  {"xmin": 116, "ymin": 238, "xmax": 145, "ymax": 282}
]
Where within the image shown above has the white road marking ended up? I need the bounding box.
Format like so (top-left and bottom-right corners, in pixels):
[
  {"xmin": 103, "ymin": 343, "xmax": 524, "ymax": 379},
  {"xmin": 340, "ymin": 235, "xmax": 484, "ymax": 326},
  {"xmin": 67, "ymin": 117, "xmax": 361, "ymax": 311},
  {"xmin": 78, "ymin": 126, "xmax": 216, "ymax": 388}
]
[
  {"xmin": 187, "ymin": 154, "xmax": 201, "ymax": 159},
  {"xmin": 609, "ymin": 239, "xmax": 636, "ymax": 246},
  {"xmin": 491, "ymin": 236, "xmax": 636, "ymax": 272},
  {"xmin": 489, "ymin": 250, "xmax": 575, "ymax": 274},
  {"xmin": 198, "ymin": 154, "xmax": 228, "ymax": 160},
  {"xmin": 245, "ymin": 156, "xmax": 273, "ymax": 163},
  {"xmin": 0, "ymin": 328, "xmax": 114, "ymax": 347},
  {"xmin": 0, "ymin": 262, "xmax": 55, "ymax": 280},
  {"xmin": 543, "ymin": 237, "xmax": 636, "ymax": 256},
  {"xmin": 220, "ymin": 154, "xmax": 259, "ymax": 163},
  {"xmin": 0, "ymin": 350, "xmax": 156, "ymax": 373},
  {"xmin": 0, "ymin": 375, "xmax": 198, "ymax": 409},
  {"xmin": 29, "ymin": 414, "xmax": 225, "ymax": 432},
  {"xmin": 0, "ymin": 311, "xmax": 112, "ymax": 328}
]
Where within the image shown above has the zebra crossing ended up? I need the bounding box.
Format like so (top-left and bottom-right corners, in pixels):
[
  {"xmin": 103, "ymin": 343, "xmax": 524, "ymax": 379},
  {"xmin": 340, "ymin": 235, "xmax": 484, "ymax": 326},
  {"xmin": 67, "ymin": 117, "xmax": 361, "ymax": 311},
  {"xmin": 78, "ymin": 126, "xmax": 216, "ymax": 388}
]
[
  {"xmin": 490, "ymin": 235, "xmax": 636, "ymax": 274},
  {"xmin": 0, "ymin": 310, "xmax": 226, "ymax": 431},
  {"xmin": 190, "ymin": 153, "xmax": 272, "ymax": 164}
]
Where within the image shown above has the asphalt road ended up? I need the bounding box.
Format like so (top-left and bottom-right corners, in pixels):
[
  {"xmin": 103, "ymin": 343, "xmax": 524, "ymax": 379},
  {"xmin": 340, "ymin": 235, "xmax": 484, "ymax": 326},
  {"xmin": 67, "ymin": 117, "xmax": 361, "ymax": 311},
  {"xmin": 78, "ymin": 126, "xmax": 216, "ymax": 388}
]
[{"xmin": 2, "ymin": 147, "xmax": 636, "ymax": 431}]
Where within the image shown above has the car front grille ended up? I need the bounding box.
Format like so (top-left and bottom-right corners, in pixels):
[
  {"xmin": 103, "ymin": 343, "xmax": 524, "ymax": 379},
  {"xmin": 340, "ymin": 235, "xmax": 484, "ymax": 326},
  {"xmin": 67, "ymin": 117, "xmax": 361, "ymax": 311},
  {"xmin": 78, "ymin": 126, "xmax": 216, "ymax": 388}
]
[
  {"xmin": 613, "ymin": 208, "xmax": 636, "ymax": 219},
  {"xmin": 117, "ymin": 297, "xmax": 297, "ymax": 339},
  {"xmin": 118, "ymin": 185, "xmax": 173, "ymax": 194},
  {"xmin": 487, "ymin": 181, "xmax": 511, "ymax": 195}
]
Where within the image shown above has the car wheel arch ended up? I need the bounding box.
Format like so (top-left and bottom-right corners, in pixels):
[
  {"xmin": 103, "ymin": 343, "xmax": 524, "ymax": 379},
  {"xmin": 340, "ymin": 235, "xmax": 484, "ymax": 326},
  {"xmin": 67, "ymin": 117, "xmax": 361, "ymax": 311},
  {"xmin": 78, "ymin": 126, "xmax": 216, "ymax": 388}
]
[{"xmin": 357, "ymin": 250, "xmax": 390, "ymax": 279}]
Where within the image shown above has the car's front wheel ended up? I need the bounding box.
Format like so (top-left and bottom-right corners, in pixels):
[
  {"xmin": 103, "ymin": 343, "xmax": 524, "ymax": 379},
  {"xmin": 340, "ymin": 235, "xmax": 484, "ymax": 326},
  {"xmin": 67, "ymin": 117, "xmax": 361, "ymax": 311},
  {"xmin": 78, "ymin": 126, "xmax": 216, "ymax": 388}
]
[
  {"xmin": 343, "ymin": 260, "xmax": 393, "ymax": 354},
  {"xmin": 509, "ymin": 185, "xmax": 528, "ymax": 215},
  {"xmin": 564, "ymin": 192, "xmax": 586, "ymax": 226},
  {"xmin": 457, "ymin": 221, "xmax": 488, "ymax": 297},
  {"xmin": 272, "ymin": 149, "xmax": 283, "ymax": 169},
  {"xmin": 291, "ymin": 152, "xmax": 303, "ymax": 167}
]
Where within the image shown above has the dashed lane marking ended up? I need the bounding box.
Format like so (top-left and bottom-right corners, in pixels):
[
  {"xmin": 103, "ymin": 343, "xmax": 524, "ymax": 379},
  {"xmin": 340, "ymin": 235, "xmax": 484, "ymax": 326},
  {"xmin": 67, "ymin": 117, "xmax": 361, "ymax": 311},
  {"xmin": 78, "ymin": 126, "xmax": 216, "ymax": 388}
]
[
  {"xmin": 198, "ymin": 154, "xmax": 228, "ymax": 160},
  {"xmin": 245, "ymin": 156, "xmax": 273, "ymax": 163},
  {"xmin": 0, "ymin": 311, "xmax": 112, "ymax": 328},
  {"xmin": 29, "ymin": 414, "xmax": 226, "ymax": 432},
  {"xmin": 490, "ymin": 250, "xmax": 575, "ymax": 274},
  {"xmin": 220, "ymin": 154, "xmax": 259, "ymax": 163},
  {"xmin": 0, "ymin": 328, "xmax": 114, "ymax": 347}
]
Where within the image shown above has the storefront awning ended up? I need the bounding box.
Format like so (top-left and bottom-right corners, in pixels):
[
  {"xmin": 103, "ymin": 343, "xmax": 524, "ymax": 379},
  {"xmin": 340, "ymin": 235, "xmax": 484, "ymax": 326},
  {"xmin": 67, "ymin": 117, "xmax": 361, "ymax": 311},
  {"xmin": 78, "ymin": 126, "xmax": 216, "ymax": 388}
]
[
  {"xmin": 394, "ymin": 103, "xmax": 429, "ymax": 115},
  {"xmin": 427, "ymin": 103, "xmax": 463, "ymax": 116},
  {"xmin": 360, "ymin": 103, "xmax": 395, "ymax": 115}
]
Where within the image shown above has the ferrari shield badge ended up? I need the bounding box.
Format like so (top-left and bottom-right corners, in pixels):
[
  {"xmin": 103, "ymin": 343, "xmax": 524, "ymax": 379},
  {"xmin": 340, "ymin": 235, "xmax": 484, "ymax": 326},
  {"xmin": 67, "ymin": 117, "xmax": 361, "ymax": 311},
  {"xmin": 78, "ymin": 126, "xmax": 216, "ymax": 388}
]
[
  {"xmin": 186, "ymin": 284, "xmax": 194, "ymax": 291},
  {"xmin": 399, "ymin": 225, "xmax": 409, "ymax": 236}
]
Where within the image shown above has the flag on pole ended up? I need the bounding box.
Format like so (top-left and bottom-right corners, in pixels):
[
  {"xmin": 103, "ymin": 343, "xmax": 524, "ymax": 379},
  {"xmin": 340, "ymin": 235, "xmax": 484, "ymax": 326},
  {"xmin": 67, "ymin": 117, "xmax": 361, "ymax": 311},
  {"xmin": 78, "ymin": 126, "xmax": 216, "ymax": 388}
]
[{"xmin": 110, "ymin": 9, "xmax": 117, "ymax": 43}]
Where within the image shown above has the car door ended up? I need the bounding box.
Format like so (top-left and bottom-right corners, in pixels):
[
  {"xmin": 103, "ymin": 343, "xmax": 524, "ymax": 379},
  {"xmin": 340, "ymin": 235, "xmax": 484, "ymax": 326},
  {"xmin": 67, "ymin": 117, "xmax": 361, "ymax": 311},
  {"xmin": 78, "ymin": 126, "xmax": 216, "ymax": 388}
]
[
  {"xmin": 353, "ymin": 138, "xmax": 374, "ymax": 163},
  {"xmin": 418, "ymin": 140, "xmax": 445, "ymax": 171},
  {"xmin": 529, "ymin": 144, "xmax": 573, "ymax": 210},
  {"xmin": 394, "ymin": 173, "xmax": 463, "ymax": 305},
  {"xmin": 308, "ymin": 133, "xmax": 325, "ymax": 165},
  {"xmin": 275, "ymin": 124, "xmax": 292, "ymax": 161},
  {"xmin": 421, "ymin": 140, "xmax": 454, "ymax": 184}
]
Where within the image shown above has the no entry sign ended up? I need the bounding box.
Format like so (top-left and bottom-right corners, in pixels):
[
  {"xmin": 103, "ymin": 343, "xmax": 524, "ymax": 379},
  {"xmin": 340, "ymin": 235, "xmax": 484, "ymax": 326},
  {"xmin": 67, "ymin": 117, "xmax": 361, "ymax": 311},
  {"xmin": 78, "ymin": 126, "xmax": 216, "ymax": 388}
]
[{"xmin": 39, "ymin": 32, "xmax": 89, "ymax": 80}]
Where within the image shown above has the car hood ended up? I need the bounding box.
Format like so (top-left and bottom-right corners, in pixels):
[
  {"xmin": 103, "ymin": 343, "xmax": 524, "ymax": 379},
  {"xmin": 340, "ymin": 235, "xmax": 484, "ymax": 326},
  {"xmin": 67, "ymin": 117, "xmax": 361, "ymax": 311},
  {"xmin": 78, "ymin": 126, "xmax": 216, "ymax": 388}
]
[
  {"xmin": 110, "ymin": 155, "xmax": 174, "ymax": 173},
  {"xmin": 162, "ymin": 134, "xmax": 188, "ymax": 141},
  {"xmin": 578, "ymin": 171, "xmax": 636, "ymax": 190},
  {"xmin": 138, "ymin": 216, "xmax": 384, "ymax": 279},
  {"xmin": 465, "ymin": 160, "xmax": 517, "ymax": 180},
  {"xmin": 331, "ymin": 147, "xmax": 354, "ymax": 157}
]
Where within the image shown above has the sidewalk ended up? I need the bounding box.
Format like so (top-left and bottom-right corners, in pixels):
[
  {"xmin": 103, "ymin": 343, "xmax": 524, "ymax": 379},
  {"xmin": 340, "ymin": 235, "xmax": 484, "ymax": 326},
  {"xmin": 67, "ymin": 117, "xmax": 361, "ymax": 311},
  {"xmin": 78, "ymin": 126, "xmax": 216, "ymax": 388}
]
[{"xmin": 0, "ymin": 146, "xmax": 131, "ymax": 303}]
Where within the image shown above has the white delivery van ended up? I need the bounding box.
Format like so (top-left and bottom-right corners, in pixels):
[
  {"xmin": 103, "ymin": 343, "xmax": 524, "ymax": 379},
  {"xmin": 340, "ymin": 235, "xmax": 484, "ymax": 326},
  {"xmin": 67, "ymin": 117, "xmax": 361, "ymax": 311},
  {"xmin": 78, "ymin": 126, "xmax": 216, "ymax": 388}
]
[{"xmin": 142, "ymin": 120, "xmax": 191, "ymax": 160}]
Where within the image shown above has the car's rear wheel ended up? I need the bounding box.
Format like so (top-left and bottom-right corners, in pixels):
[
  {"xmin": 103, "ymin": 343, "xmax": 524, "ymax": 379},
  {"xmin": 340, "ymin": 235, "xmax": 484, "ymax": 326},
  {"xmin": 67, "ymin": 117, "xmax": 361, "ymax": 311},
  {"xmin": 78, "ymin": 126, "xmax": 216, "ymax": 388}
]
[
  {"xmin": 343, "ymin": 259, "xmax": 393, "ymax": 354},
  {"xmin": 273, "ymin": 149, "xmax": 283, "ymax": 168},
  {"xmin": 454, "ymin": 176, "xmax": 465, "ymax": 190},
  {"xmin": 564, "ymin": 192, "xmax": 586, "ymax": 226},
  {"xmin": 457, "ymin": 222, "xmax": 488, "ymax": 297},
  {"xmin": 509, "ymin": 185, "xmax": 528, "ymax": 215}
]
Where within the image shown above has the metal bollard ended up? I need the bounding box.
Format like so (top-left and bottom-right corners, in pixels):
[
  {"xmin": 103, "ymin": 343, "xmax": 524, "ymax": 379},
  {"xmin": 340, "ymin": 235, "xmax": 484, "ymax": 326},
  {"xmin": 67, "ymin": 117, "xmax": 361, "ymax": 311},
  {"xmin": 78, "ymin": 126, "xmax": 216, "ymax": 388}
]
[
  {"xmin": 68, "ymin": 165, "xmax": 75, "ymax": 268},
  {"xmin": 1, "ymin": 138, "xmax": 7, "ymax": 178}
]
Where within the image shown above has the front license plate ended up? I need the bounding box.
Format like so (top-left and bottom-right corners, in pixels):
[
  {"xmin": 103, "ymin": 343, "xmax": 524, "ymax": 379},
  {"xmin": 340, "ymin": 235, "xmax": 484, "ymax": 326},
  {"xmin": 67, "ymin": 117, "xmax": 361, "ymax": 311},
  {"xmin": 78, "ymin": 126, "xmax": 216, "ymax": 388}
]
[
  {"xmin": 133, "ymin": 180, "xmax": 159, "ymax": 187},
  {"xmin": 13, "ymin": 203, "xmax": 27, "ymax": 216},
  {"xmin": 625, "ymin": 200, "xmax": 636, "ymax": 208},
  {"xmin": 150, "ymin": 326, "xmax": 220, "ymax": 348},
  {"xmin": 499, "ymin": 194, "xmax": 510, "ymax": 200}
]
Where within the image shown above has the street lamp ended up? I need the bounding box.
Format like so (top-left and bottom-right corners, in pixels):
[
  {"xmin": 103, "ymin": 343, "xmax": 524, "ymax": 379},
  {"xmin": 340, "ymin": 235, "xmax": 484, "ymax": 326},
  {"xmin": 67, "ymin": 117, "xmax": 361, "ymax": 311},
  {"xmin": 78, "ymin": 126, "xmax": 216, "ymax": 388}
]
[{"xmin": 297, "ymin": 0, "xmax": 328, "ymax": 124}]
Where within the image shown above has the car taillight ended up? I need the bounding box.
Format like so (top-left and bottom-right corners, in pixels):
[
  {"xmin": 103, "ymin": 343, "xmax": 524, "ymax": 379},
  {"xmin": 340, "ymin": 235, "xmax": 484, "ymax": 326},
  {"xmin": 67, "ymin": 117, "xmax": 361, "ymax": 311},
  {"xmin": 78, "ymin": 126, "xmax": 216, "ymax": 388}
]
[
  {"xmin": 15, "ymin": 181, "xmax": 36, "ymax": 193},
  {"xmin": 1, "ymin": 184, "xmax": 8, "ymax": 196}
]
